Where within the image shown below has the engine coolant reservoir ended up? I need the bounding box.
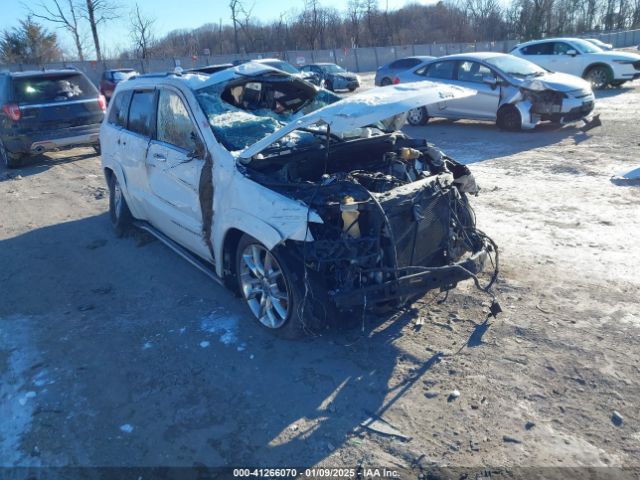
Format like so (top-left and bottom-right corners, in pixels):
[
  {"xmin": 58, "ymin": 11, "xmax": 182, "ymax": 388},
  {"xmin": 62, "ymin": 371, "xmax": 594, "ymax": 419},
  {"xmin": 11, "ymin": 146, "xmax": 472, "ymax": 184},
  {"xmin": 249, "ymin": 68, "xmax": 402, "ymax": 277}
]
[{"xmin": 340, "ymin": 196, "xmax": 361, "ymax": 238}]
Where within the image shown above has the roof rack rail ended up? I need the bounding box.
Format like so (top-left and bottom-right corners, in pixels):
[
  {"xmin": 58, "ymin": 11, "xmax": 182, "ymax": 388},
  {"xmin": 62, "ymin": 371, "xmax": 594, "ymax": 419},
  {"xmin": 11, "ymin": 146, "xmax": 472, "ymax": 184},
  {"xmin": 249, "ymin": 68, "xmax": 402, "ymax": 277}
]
[{"xmin": 128, "ymin": 72, "xmax": 175, "ymax": 81}]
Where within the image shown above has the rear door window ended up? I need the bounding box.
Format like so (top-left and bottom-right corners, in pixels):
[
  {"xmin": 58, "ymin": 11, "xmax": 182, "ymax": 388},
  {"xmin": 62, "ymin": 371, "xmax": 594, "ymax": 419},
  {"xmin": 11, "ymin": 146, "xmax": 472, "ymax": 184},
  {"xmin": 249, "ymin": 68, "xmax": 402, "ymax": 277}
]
[
  {"xmin": 12, "ymin": 73, "xmax": 97, "ymax": 105},
  {"xmin": 127, "ymin": 90, "xmax": 155, "ymax": 137},
  {"xmin": 521, "ymin": 42, "xmax": 553, "ymax": 55},
  {"xmin": 108, "ymin": 90, "xmax": 132, "ymax": 127}
]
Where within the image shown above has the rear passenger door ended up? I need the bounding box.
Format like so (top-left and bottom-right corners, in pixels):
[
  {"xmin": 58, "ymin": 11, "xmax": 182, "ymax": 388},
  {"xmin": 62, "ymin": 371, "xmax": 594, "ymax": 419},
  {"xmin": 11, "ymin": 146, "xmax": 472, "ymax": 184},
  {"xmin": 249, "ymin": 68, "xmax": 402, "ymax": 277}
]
[
  {"xmin": 144, "ymin": 87, "xmax": 209, "ymax": 260},
  {"xmin": 416, "ymin": 60, "xmax": 457, "ymax": 118},
  {"xmin": 119, "ymin": 89, "xmax": 156, "ymax": 220}
]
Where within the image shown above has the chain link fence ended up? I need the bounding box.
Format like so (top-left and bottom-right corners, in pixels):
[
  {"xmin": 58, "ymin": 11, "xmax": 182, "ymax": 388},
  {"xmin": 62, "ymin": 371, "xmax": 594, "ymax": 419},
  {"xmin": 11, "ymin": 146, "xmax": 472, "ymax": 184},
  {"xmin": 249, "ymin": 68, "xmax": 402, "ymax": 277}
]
[{"xmin": 2, "ymin": 29, "xmax": 639, "ymax": 86}]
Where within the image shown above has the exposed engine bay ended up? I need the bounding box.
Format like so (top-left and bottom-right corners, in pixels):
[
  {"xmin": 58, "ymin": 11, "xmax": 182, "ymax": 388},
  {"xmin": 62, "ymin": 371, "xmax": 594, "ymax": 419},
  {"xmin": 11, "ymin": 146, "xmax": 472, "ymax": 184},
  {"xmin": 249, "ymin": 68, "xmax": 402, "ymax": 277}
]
[{"xmin": 243, "ymin": 131, "xmax": 497, "ymax": 309}]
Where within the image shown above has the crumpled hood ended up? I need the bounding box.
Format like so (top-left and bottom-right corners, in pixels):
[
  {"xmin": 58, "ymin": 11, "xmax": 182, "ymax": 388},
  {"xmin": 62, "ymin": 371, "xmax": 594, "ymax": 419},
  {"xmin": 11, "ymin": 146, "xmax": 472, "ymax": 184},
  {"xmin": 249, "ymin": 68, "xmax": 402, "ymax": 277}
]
[
  {"xmin": 239, "ymin": 81, "xmax": 475, "ymax": 160},
  {"xmin": 515, "ymin": 72, "xmax": 592, "ymax": 93}
]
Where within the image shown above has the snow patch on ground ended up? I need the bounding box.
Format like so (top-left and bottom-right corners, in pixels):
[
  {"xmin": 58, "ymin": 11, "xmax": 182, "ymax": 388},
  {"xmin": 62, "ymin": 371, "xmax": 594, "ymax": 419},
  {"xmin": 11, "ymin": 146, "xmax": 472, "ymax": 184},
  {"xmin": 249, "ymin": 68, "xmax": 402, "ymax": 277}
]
[
  {"xmin": 0, "ymin": 316, "xmax": 39, "ymax": 466},
  {"xmin": 200, "ymin": 311, "xmax": 240, "ymax": 345},
  {"xmin": 119, "ymin": 424, "xmax": 134, "ymax": 433}
]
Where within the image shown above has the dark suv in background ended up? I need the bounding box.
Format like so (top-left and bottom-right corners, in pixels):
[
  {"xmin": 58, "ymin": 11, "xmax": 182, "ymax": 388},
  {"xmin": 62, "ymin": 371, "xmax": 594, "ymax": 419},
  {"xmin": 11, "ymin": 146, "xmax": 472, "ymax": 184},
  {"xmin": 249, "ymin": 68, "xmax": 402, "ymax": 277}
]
[{"xmin": 0, "ymin": 69, "xmax": 105, "ymax": 168}]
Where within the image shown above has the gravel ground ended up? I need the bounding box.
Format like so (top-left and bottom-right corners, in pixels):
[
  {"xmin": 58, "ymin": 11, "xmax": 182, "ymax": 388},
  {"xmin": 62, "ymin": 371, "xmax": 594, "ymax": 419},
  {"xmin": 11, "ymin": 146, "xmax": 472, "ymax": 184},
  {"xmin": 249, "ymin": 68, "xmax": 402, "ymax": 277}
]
[{"xmin": 1, "ymin": 72, "xmax": 639, "ymax": 476}]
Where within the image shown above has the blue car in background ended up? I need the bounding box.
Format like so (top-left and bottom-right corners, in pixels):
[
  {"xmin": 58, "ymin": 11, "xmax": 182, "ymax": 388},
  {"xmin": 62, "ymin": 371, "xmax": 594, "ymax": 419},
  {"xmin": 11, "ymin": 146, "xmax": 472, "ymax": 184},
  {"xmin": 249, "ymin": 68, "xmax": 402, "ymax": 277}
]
[{"xmin": 375, "ymin": 56, "xmax": 435, "ymax": 86}]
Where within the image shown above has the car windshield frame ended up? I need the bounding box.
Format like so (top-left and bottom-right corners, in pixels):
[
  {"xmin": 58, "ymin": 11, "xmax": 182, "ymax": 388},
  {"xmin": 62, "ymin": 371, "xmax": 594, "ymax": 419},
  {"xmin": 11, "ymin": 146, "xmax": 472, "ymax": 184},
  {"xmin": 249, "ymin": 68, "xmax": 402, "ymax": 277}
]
[
  {"xmin": 485, "ymin": 55, "xmax": 546, "ymax": 78},
  {"xmin": 571, "ymin": 38, "xmax": 604, "ymax": 53}
]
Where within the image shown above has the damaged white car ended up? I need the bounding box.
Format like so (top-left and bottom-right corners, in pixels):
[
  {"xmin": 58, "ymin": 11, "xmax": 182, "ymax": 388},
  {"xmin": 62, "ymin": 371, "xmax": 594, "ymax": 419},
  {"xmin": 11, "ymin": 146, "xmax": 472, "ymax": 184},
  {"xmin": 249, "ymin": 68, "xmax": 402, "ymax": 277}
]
[
  {"xmin": 100, "ymin": 63, "xmax": 499, "ymax": 337},
  {"xmin": 399, "ymin": 53, "xmax": 597, "ymax": 131}
]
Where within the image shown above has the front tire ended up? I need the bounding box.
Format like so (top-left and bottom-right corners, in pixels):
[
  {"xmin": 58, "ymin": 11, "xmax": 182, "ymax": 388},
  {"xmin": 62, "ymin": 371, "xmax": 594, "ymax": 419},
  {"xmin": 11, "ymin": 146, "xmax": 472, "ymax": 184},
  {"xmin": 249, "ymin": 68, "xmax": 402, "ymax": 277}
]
[
  {"xmin": 380, "ymin": 77, "xmax": 392, "ymax": 86},
  {"xmin": 108, "ymin": 172, "xmax": 132, "ymax": 237},
  {"xmin": 235, "ymin": 235, "xmax": 310, "ymax": 339},
  {"xmin": 407, "ymin": 107, "xmax": 429, "ymax": 126},
  {"xmin": 496, "ymin": 105, "xmax": 522, "ymax": 131},
  {"xmin": 585, "ymin": 65, "xmax": 611, "ymax": 89}
]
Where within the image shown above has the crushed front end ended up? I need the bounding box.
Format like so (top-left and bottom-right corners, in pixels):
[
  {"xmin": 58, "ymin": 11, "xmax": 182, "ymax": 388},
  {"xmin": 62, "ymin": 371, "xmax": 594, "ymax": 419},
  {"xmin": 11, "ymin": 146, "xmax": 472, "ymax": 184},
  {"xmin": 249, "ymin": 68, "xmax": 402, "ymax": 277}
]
[{"xmin": 244, "ymin": 132, "xmax": 498, "ymax": 311}]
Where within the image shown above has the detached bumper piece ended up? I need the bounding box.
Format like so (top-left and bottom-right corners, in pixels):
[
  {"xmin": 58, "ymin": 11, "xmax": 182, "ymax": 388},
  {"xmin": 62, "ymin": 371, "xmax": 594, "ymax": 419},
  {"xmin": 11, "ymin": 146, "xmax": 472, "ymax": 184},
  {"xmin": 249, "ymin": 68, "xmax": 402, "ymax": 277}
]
[{"xmin": 330, "ymin": 246, "xmax": 488, "ymax": 309}]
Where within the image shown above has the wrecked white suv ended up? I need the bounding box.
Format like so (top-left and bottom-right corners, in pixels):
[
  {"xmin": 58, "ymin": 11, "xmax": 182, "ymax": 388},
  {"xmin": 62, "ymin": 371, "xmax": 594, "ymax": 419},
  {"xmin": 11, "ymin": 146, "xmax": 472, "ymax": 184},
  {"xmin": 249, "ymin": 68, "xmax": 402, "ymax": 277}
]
[{"xmin": 100, "ymin": 63, "xmax": 498, "ymax": 337}]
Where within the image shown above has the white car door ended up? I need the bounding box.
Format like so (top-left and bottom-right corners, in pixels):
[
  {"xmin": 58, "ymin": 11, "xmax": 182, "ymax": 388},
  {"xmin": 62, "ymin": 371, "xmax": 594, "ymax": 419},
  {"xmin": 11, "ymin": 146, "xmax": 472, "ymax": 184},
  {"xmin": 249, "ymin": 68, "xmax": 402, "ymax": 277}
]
[
  {"xmin": 447, "ymin": 61, "xmax": 500, "ymax": 120},
  {"xmin": 518, "ymin": 41, "xmax": 556, "ymax": 71},
  {"xmin": 144, "ymin": 87, "xmax": 210, "ymax": 261},
  {"xmin": 117, "ymin": 89, "xmax": 156, "ymax": 221}
]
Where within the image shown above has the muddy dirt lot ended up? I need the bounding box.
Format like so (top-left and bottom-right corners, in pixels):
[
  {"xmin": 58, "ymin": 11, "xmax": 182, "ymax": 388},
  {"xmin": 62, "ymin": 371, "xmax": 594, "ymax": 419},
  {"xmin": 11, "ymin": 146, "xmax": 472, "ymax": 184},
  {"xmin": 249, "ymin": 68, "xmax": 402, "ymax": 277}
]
[{"xmin": 1, "ymin": 78, "xmax": 639, "ymax": 476}]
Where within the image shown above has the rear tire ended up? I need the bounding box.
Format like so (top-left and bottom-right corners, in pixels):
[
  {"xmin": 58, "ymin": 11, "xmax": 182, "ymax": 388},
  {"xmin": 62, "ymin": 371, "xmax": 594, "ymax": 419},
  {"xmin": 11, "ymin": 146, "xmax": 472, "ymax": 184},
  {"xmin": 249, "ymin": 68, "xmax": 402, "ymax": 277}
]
[
  {"xmin": 0, "ymin": 141, "xmax": 23, "ymax": 169},
  {"xmin": 407, "ymin": 107, "xmax": 429, "ymax": 126},
  {"xmin": 235, "ymin": 235, "xmax": 316, "ymax": 339},
  {"xmin": 585, "ymin": 65, "xmax": 611, "ymax": 89},
  {"xmin": 108, "ymin": 172, "xmax": 132, "ymax": 237},
  {"xmin": 93, "ymin": 144, "xmax": 101, "ymax": 155},
  {"xmin": 496, "ymin": 105, "xmax": 522, "ymax": 131}
]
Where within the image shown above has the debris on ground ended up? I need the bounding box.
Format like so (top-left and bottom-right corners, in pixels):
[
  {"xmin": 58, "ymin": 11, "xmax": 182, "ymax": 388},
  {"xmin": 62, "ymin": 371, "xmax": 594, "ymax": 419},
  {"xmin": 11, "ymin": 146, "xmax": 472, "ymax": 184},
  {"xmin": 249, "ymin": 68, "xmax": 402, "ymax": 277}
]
[
  {"xmin": 361, "ymin": 415, "xmax": 411, "ymax": 441},
  {"xmin": 503, "ymin": 435, "xmax": 522, "ymax": 444},
  {"xmin": 447, "ymin": 389, "xmax": 460, "ymax": 402},
  {"xmin": 611, "ymin": 411, "xmax": 624, "ymax": 426}
]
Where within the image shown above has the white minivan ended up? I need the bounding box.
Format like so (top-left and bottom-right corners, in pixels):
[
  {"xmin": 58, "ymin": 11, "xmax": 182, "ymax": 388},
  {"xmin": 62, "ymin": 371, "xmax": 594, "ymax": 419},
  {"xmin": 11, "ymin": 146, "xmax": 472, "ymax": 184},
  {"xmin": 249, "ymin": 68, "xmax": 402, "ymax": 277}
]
[{"xmin": 511, "ymin": 38, "xmax": 640, "ymax": 89}]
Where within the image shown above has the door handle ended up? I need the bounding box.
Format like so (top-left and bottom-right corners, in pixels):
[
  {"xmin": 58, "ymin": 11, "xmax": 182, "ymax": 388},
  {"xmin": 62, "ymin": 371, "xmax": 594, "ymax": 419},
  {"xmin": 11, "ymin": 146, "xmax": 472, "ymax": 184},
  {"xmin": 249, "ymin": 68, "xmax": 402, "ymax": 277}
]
[{"xmin": 153, "ymin": 153, "xmax": 166, "ymax": 162}]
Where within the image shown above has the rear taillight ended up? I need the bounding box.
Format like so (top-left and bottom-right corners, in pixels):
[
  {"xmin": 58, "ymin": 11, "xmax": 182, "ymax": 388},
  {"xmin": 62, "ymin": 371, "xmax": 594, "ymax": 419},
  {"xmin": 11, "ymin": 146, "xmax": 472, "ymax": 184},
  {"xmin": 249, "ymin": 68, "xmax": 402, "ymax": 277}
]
[
  {"xmin": 2, "ymin": 103, "xmax": 21, "ymax": 122},
  {"xmin": 98, "ymin": 94, "xmax": 107, "ymax": 112},
  {"xmin": 393, "ymin": 77, "xmax": 400, "ymax": 84}
]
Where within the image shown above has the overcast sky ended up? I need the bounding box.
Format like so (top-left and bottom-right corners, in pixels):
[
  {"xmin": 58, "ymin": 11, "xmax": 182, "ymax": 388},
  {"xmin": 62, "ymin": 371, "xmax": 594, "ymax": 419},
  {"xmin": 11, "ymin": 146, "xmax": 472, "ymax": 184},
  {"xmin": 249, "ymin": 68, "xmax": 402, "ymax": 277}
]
[{"xmin": 2, "ymin": 0, "xmax": 435, "ymax": 57}]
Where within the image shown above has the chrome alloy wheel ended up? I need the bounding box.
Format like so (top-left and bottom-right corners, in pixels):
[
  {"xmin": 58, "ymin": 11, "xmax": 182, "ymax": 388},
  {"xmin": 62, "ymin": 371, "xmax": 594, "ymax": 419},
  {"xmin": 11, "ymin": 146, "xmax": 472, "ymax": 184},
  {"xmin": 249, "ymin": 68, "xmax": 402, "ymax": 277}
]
[
  {"xmin": 587, "ymin": 67, "xmax": 609, "ymax": 89},
  {"xmin": 239, "ymin": 244, "xmax": 290, "ymax": 329},
  {"xmin": 407, "ymin": 107, "xmax": 425, "ymax": 125}
]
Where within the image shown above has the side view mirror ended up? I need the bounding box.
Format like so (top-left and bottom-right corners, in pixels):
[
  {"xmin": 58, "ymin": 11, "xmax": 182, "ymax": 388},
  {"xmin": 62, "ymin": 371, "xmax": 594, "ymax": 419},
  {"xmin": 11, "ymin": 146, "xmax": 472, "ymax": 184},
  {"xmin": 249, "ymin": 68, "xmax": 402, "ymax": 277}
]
[
  {"xmin": 566, "ymin": 49, "xmax": 578, "ymax": 56},
  {"xmin": 482, "ymin": 75, "xmax": 498, "ymax": 89}
]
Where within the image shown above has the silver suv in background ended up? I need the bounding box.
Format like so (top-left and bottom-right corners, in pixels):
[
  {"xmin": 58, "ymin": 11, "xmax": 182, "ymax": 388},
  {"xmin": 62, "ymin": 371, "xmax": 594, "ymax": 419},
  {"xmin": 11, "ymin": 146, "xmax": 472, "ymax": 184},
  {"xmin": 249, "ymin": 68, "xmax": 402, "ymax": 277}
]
[{"xmin": 396, "ymin": 52, "xmax": 596, "ymax": 131}]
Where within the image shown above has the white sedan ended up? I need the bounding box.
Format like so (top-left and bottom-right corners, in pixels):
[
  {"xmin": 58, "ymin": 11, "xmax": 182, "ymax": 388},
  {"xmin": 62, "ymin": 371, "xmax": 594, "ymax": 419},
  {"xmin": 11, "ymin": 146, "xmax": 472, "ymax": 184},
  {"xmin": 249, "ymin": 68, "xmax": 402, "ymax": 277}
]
[{"xmin": 510, "ymin": 37, "xmax": 640, "ymax": 89}]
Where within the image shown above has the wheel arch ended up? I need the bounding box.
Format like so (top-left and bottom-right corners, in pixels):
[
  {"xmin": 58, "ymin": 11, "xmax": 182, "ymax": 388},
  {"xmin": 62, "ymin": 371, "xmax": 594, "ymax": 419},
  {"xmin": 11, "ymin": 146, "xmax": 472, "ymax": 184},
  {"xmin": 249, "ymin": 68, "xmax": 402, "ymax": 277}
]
[{"xmin": 582, "ymin": 62, "xmax": 613, "ymax": 80}]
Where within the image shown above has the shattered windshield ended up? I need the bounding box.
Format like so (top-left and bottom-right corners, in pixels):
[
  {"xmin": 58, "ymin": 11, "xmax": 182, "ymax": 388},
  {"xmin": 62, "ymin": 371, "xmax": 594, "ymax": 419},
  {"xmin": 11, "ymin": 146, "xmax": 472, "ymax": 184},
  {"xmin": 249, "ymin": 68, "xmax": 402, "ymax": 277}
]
[
  {"xmin": 195, "ymin": 81, "xmax": 341, "ymax": 152},
  {"xmin": 485, "ymin": 55, "xmax": 546, "ymax": 77}
]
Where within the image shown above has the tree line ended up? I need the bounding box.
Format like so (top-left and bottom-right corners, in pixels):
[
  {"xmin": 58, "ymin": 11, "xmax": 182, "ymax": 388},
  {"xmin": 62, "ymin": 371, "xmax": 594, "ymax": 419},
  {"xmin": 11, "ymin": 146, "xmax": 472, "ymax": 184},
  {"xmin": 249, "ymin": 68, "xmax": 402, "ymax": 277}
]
[{"xmin": 2, "ymin": 0, "xmax": 640, "ymax": 65}]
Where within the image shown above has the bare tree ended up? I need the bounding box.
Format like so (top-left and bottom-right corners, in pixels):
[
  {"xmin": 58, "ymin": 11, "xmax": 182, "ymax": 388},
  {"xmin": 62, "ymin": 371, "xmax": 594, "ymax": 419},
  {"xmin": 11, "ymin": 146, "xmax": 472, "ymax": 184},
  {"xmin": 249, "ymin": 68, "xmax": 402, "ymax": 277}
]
[
  {"xmin": 130, "ymin": 3, "xmax": 155, "ymax": 59},
  {"xmin": 229, "ymin": 0, "xmax": 241, "ymax": 53},
  {"xmin": 27, "ymin": 0, "xmax": 86, "ymax": 60},
  {"xmin": 81, "ymin": 0, "xmax": 119, "ymax": 61}
]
